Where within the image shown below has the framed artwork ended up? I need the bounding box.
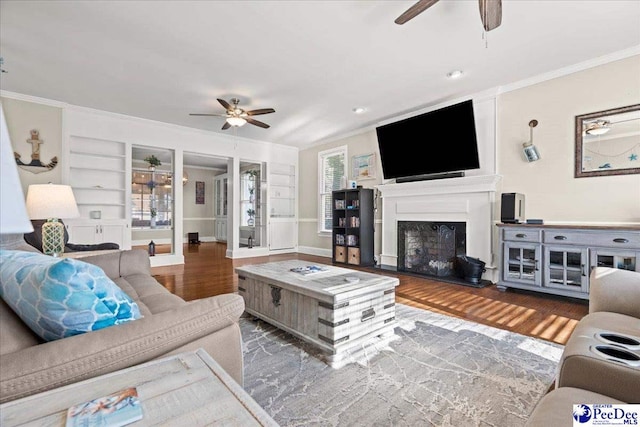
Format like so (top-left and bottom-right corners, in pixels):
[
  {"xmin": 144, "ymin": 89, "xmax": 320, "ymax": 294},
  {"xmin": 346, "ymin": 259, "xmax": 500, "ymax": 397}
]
[
  {"xmin": 195, "ymin": 181, "xmax": 205, "ymax": 204},
  {"xmin": 352, "ymin": 153, "xmax": 376, "ymax": 180}
]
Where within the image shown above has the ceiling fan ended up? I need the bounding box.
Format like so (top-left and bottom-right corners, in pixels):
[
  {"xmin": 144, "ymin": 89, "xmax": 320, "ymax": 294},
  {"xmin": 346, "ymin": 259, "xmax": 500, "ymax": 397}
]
[
  {"xmin": 395, "ymin": 0, "xmax": 502, "ymax": 32},
  {"xmin": 189, "ymin": 98, "xmax": 275, "ymax": 130}
]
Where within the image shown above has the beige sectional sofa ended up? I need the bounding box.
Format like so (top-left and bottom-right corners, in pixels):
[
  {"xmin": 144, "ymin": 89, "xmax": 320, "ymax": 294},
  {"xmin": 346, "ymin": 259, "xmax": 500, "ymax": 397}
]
[
  {"xmin": 526, "ymin": 267, "xmax": 640, "ymax": 426},
  {"xmin": 0, "ymin": 247, "xmax": 245, "ymax": 404}
]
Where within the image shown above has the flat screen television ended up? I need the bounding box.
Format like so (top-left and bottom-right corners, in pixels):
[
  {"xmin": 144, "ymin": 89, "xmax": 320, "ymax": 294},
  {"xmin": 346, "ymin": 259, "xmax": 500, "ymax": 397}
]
[{"xmin": 376, "ymin": 99, "xmax": 480, "ymax": 182}]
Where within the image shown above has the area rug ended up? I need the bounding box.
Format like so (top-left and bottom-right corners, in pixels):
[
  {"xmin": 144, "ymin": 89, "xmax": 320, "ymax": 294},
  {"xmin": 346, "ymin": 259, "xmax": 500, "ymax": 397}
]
[{"xmin": 241, "ymin": 303, "xmax": 564, "ymax": 427}]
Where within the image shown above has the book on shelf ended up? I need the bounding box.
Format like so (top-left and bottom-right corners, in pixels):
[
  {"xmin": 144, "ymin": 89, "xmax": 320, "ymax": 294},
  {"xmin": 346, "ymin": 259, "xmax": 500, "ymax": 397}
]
[
  {"xmin": 290, "ymin": 265, "xmax": 330, "ymax": 276},
  {"xmin": 66, "ymin": 387, "xmax": 143, "ymax": 427}
]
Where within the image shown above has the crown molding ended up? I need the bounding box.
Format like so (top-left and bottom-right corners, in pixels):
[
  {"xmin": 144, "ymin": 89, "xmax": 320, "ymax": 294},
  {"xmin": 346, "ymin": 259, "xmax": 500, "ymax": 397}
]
[
  {"xmin": 0, "ymin": 90, "xmax": 68, "ymax": 108},
  {"xmin": 497, "ymin": 45, "xmax": 640, "ymax": 95},
  {"xmin": 306, "ymin": 47, "xmax": 640, "ymax": 149},
  {"xmin": 1, "ymin": 90, "xmax": 299, "ymax": 152}
]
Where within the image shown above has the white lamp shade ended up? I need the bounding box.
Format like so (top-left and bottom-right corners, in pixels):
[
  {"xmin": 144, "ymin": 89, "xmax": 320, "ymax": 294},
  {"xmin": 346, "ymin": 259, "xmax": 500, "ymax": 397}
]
[
  {"xmin": 0, "ymin": 103, "xmax": 34, "ymax": 234},
  {"xmin": 26, "ymin": 184, "xmax": 80, "ymax": 220}
]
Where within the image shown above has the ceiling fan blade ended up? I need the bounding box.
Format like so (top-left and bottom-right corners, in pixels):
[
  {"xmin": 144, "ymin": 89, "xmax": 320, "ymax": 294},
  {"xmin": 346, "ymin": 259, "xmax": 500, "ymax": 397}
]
[
  {"xmin": 395, "ymin": 0, "xmax": 439, "ymax": 25},
  {"xmin": 246, "ymin": 117, "xmax": 270, "ymax": 129},
  {"xmin": 479, "ymin": 0, "xmax": 502, "ymax": 31},
  {"xmin": 222, "ymin": 121, "xmax": 231, "ymax": 130},
  {"xmin": 189, "ymin": 113, "xmax": 227, "ymax": 117},
  {"xmin": 246, "ymin": 108, "xmax": 275, "ymax": 116},
  {"xmin": 217, "ymin": 98, "xmax": 232, "ymax": 111}
]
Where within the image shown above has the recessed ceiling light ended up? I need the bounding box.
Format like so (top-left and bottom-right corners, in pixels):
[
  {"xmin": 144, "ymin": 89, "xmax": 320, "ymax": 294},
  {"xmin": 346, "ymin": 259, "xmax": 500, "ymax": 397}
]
[
  {"xmin": 446, "ymin": 70, "xmax": 464, "ymax": 79},
  {"xmin": 352, "ymin": 107, "xmax": 366, "ymax": 114}
]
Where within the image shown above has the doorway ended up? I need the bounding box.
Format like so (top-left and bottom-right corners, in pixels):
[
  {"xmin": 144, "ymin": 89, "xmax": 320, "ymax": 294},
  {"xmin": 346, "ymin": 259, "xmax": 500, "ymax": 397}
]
[{"xmin": 183, "ymin": 152, "xmax": 229, "ymax": 249}]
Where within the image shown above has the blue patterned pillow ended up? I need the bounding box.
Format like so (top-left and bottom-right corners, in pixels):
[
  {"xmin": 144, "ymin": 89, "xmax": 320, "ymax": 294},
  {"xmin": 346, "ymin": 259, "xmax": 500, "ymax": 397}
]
[{"xmin": 0, "ymin": 250, "xmax": 142, "ymax": 341}]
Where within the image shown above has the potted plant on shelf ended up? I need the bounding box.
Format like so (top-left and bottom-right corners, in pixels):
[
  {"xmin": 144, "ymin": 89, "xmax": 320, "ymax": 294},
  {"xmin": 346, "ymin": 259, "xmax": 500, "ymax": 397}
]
[
  {"xmin": 145, "ymin": 155, "xmax": 162, "ymax": 171},
  {"xmin": 246, "ymin": 208, "xmax": 256, "ymax": 226},
  {"xmin": 150, "ymin": 207, "xmax": 157, "ymax": 228},
  {"xmin": 245, "ymin": 169, "xmax": 259, "ymax": 178}
]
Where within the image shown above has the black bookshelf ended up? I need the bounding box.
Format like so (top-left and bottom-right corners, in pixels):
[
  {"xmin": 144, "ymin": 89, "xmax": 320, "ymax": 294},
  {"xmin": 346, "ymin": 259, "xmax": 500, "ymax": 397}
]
[{"xmin": 331, "ymin": 188, "xmax": 374, "ymax": 266}]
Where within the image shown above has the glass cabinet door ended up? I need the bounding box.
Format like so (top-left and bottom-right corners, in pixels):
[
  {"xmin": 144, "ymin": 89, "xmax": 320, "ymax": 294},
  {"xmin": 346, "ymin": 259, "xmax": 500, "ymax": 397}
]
[
  {"xmin": 214, "ymin": 173, "xmax": 229, "ymax": 218},
  {"xmin": 503, "ymin": 242, "xmax": 541, "ymax": 286},
  {"xmin": 215, "ymin": 178, "xmax": 221, "ymax": 217},
  {"xmin": 591, "ymin": 249, "xmax": 639, "ymax": 272},
  {"xmin": 239, "ymin": 161, "xmax": 266, "ymax": 248},
  {"xmin": 222, "ymin": 176, "xmax": 228, "ymax": 216},
  {"xmin": 544, "ymin": 246, "xmax": 589, "ymax": 292}
]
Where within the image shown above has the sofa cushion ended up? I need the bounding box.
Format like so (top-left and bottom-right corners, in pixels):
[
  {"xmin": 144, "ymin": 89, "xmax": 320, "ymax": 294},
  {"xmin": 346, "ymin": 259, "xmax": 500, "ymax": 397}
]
[
  {"xmin": 0, "ymin": 250, "xmax": 142, "ymax": 341},
  {"xmin": 525, "ymin": 387, "xmax": 624, "ymax": 427},
  {"xmin": 0, "ymin": 298, "xmax": 41, "ymax": 355},
  {"xmin": 556, "ymin": 311, "xmax": 640, "ymax": 403}
]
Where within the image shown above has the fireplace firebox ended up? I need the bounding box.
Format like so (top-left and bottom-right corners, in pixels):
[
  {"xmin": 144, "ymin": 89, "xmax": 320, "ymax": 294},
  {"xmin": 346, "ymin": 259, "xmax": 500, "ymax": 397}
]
[{"xmin": 397, "ymin": 221, "xmax": 467, "ymax": 279}]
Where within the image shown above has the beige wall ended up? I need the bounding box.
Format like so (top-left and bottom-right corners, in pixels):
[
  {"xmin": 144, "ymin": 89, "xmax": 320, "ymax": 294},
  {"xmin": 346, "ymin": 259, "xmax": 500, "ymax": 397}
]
[
  {"xmin": 298, "ymin": 131, "xmax": 383, "ymax": 256},
  {"xmin": 1, "ymin": 97, "xmax": 62, "ymax": 194},
  {"xmin": 497, "ymin": 55, "xmax": 640, "ymax": 223},
  {"xmin": 299, "ymin": 55, "xmax": 640, "ymax": 258},
  {"xmin": 182, "ymin": 166, "xmax": 219, "ymax": 240}
]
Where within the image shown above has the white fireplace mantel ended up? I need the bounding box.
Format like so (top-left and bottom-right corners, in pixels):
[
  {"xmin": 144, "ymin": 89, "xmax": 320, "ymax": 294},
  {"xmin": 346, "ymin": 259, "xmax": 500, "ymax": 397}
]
[
  {"xmin": 376, "ymin": 175, "xmax": 502, "ymax": 198},
  {"xmin": 376, "ymin": 174, "xmax": 502, "ymax": 282}
]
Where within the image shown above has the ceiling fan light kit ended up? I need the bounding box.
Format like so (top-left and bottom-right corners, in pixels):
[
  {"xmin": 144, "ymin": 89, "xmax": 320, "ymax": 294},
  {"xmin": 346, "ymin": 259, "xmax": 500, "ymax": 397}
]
[
  {"xmin": 585, "ymin": 120, "xmax": 611, "ymax": 136},
  {"xmin": 226, "ymin": 117, "xmax": 247, "ymax": 127},
  {"xmin": 189, "ymin": 97, "xmax": 275, "ymax": 130}
]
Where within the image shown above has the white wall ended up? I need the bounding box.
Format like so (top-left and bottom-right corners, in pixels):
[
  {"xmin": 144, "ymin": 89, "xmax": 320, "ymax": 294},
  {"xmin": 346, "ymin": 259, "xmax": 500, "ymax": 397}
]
[
  {"xmin": 1, "ymin": 91, "xmax": 298, "ymax": 265},
  {"xmin": 1, "ymin": 97, "xmax": 63, "ymax": 193},
  {"xmin": 497, "ymin": 55, "xmax": 640, "ymax": 223},
  {"xmin": 62, "ymin": 106, "xmax": 298, "ymax": 263}
]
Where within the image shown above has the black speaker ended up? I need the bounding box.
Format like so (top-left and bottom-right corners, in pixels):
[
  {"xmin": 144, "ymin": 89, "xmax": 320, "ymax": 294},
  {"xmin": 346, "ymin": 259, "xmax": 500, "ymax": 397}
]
[{"xmin": 501, "ymin": 193, "xmax": 525, "ymax": 223}]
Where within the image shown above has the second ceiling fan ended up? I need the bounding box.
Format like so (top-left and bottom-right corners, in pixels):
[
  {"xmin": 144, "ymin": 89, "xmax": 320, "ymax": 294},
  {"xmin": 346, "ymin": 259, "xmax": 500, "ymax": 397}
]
[
  {"xmin": 190, "ymin": 98, "xmax": 275, "ymax": 130},
  {"xmin": 395, "ymin": 0, "xmax": 502, "ymax": 31}
]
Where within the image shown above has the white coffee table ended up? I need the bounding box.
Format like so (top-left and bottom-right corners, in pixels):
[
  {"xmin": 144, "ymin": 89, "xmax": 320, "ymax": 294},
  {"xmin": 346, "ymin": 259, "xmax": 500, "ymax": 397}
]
[
  {"xmin": 235, "ymin": 260, "xmax": 400, "ymax": 368},
  {"xmin": 0, "ymin": 349, "xmax": 278, "ymax": 426}
]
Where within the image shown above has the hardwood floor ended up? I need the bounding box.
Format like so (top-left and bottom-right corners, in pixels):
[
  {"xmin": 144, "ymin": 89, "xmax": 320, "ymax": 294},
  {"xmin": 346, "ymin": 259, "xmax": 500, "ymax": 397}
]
[{"xmin": 148, "ymin": 242, "xmax": 589, "ymax": 346}]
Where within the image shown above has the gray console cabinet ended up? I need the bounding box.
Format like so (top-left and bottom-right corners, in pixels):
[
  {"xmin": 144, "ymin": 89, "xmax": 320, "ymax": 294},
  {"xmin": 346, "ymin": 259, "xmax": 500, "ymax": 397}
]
[{"xmin": 497, "ymin": 224, "xmax": 640, "ymax": 299}]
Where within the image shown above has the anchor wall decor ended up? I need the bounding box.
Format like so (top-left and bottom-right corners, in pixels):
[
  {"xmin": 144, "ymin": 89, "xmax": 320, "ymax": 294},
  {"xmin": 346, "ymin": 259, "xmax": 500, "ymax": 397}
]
[{"xmin": 14, "ymin": 129, "xmax": 58, "ymax": 174}]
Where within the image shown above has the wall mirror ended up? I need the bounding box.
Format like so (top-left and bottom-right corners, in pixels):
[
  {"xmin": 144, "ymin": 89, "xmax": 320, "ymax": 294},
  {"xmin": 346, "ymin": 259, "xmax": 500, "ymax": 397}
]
[{"xmin": 575, "ymin": 104, "xmax": 640, "ymax": 178}]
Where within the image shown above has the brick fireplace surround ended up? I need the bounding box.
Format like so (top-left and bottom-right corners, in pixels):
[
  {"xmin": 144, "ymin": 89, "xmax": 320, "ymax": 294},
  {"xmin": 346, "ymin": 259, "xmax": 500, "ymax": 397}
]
[{"xmin": 376, "ymin": 175, "xmax": 502, "ymax": 283}]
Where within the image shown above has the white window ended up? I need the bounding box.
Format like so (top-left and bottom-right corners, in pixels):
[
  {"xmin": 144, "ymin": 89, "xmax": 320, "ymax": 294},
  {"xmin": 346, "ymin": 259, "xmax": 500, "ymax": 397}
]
[{"xmin": 318, "ymin": 146, "xmax": 347, "ymax": 233}]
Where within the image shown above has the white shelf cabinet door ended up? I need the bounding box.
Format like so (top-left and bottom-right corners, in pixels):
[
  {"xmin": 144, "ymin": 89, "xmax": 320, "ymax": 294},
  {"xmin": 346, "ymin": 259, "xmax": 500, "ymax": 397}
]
[
  {"xmin": 68, "ymin": 224, "xmax": 100, "ymax": 245},
  {"xmin": 216, "ymin": 219, "xmax": 227, "ymax": 242},
  {"xmin": 269, "ymin": 220, "xmax": 296, "ymax": 250},
  {"xmin": 66, "ymin": 220, "xmax": 128, "ymax": 248},
  {"xmin": 102, "ymin": 223, "xmax": 128, "ymax": 248}
]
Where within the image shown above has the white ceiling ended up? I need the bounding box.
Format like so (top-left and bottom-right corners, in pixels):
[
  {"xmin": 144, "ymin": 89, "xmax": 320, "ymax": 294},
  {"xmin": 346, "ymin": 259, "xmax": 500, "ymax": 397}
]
[{"xmin": 1, "ymin": 1, "xmax": 640, "ymax": 149}]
